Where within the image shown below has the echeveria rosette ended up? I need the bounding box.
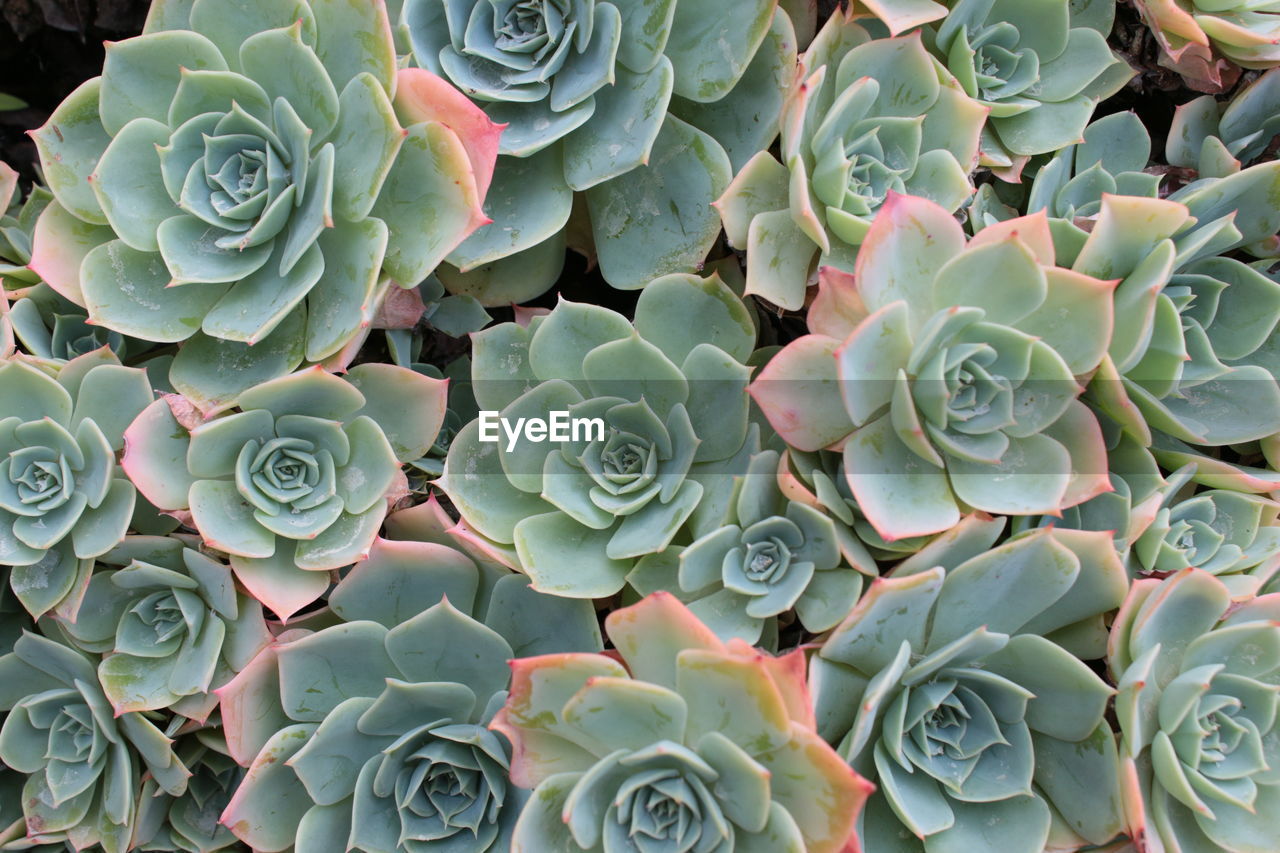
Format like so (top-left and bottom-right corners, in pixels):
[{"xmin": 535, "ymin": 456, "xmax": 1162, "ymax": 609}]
[
  {"xmin": 1108, "ymin": 569, "xmax": 1280, "ymax": 853},
  {"xmin": 493, "ymin": 591, "xmax": 873, "ymax": 852},
  {"xmin": 132, "ymin": 732, "xmax": 245, "ymax": 853},
  {"xmin": 29, "ymin": 0, "xmax": 500, "ymax": 403},
  {"xmin": 0, "ymin": 353, "xmax": 153, "ymax": 619},
  {"xmin": 216, "ymin": 537, "xmax": 602, "ymax": 852},
  {"xmin": 402, "ymin": 0, "xmax": 794, "ymax": 296},
  {"xmin": 1067, "ymin": 191, "xmax": 1280, "ymax": 451},
  {"xmin": 1129, "ymin": 482, "xmax": 1280, "ymax": 597},
  {"xmin": 1167, "ymin": 67, "xmax": 1280, "ymax": 178},
  {"xmin": 716, "ymin": 11, "xmax": 987, "ymax": 310},
  {"xmin": 973, "ymin": 111, "xmax": 1161, "ymax": 229},
  {"xmin": 0, "ymin": 630, "xmax": 191, "ymax": 853},
  {"xmin": 751, "ymin": 193, "xmax": 1115, "ymax": 541},
  {"xmin": 927, "ymin": 0, "xmax": 1132, "ymax": 173},
  {"xmin": 122, "ymin": 364, "xmax": 447, "ymax": 621},
  {"xmin": 812, "ymin": 528, "xmax": 1130, "ymax": 853},
  {"xmin": 55, "ymin": 535, "xmax": 272, "ymax": 719},
  {"xmin": 440, "ymin": 273, "xmax": 759, "ymax": 597},
  {"xmin": 1135, "ymin": 0, "xmax": 1280, "ymax": 92},
  {"xmin": 653, "ymin": 448, "xmax": 873, "ymax": 643}
]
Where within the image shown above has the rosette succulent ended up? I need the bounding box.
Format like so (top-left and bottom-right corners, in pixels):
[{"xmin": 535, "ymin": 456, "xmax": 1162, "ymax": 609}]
[
  {"xmin": 1135, "ymin": 0, "xmax": 1280, "ymax": 91},
  {"xmin": 440, "ymin": 273, "xmax": 759, "ymax": 596},
  {"xmin": 1168, "ymin": 67, "xmax": 1280, "ymax": 178},
  {"xmin": 400, "ymin": 0, "xmax": 795, "ymax": 295},
  {"xmin": 122, "ymin": 365, "xmax": 446, "ymax": 620},
  {"xmin": 716, "ymin": 12, "xmax": 986, "ymax": 309},
  {"xmin": 493, "ymin": 591, "xmax": 873, "ymax": 851},
  {"xmin": 811, "ymin": 527, "xmax": 1129, "ymax": 853},
  {"xmin": 29, "ymin": 0, "xmax": 499, "ymax": 399},
  {"xmin": 972, "ymin": 111, "xmax": 1161, "ymax": 228},
  {"xmin": 55, "ymin": 535, "xmax": 272, "ymax": 718},
  {"xmin": 1069, "ymin": 190, "xmax": 1280, "ymax": 449},
  {"xmin": 0, "ymin": 352, "xmax": 153, "ymax": 619},
  {"xmin": 133, "ymin": 730, "xmax": 245, "ymax": 853},
  {"xmin": 631, "ymin": 448, "xmax": 872, "ymax": 642},
  {"xmin": 217, "ymin": 537, "xmax": 601, "ymax": 852},
  {"xmin": 751, "ymin": 193, "xmax": 1115, "ymax": 540},
  {"xmin": 930, "ymin": 0, "xmax": 1131, "ymax": 168},
  {"xmin": 1109, "ymin": 568, "xmax": 1280, "ymax": 852},
  {"xmin": 0, "ymin": 630, "xmax": 190, "ymax": 853},
  {"xmin": 1129, "ymin": 480, "xmax": 1280, "ymax": 597}
]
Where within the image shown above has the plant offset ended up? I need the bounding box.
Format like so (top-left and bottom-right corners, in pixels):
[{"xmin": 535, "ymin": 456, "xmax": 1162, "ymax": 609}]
[{"xmin": 1, "ymin": 0, "xmax": 1279, "ymax": 851}]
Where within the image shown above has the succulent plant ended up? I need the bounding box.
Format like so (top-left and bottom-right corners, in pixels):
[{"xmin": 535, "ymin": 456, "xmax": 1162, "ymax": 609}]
[
  {"xmin": 811, "ymin": 527, "xmax": 1129, "ymax": 852},
  {"xmin": 1167, "ymin": 66, "xmax": 1280, "ymax": 178},
  {"xmin": 400, "ymin": 0, "xmax": 796, "ymax": 296},
  {"xmin": 132, "ymin": 728, "xmax": 245, "ymax": 853},
  {"xmin": 493, "ymin": 591, "xmax": 873, "ymax": 851},
  {"xmin": 716, "ymin": 11, "xmax": 986, "ymax": 309},
  {"xmin": 55, "ymin": 535, "xmax": 272, "ymax": 718},
  {"xmin": 29, "ymin": 0, "xmax": 499, "ymax": 400},
  {"xmin": 1067, "ymin": 190, "xmax": 1280, "ymax": 449},
  {"xmin": 217, "ymin": 536, "xmax": 601, "ymax": 852},
  {"xmin": 0, "ymin": 630, "xmax": 190, "ymax": 853},
  {"xmin": 1129, "ymin": 477, "xmax": 1280, "ymax": 597},
  {"xmin": 440, "ymin": 273, "xmax": 759, "ymax": 597},
  {"xmin": 1135, "ymin": 0, "xmax": 1280, "ymax": 92},
  {"xmin": 1109, "ymin": 568, "xmax": 1280, "ymax": 852},
  {"xmin": 751, "ymin": 193, "xmax": 1114, "ymax": 540},
  {"xmin": 971, "ymin": 111, "xmax": 1161, "ymax": 228},
  {"xmin": 627, "ymin": 448, "xmax": 873, "ymax": 642},
  {"xmin": 122, "ymin": 365, "xmax": 446, "ymax": 620},
  {"xmin": 933, "ymin": 0, "xmax": 1133, "ymax": 172},
  {"xmin": 0, "ymin": 351, "xmax": 153, "ymax": 619},
  {"xmin": 0, "ymin": 164, "xmax": 49, "ymax": 296}
]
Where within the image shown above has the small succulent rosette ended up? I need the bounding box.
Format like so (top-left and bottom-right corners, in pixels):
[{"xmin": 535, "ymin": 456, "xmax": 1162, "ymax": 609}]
[
  {"xmin": 54, "ymin": 534, "xmax": 273, "ymax": 720},
  {"xmin": 132, "ymin": 725, "xmax": 244, "ymax": 853},
  {"xmin": 1129, "ymin": 478, "xmax": 1280, "ymax": 597},
  {"xmin": 972, "ymin": 111, "xmax": 1161, "ymax": 227},
  {"xmin": 852, "ymin": 0, "xmax": 1132, "ymax": 173},
  {"xmin": 0, "ymin": 630, "xmax": 190, "ymax": 853},
  {"xmin": 1167, "ymin": 67, "xmax": 1280, "ymax": 178},
  {"xmin": 29, "ymin": 0, "xmax": 500, "ymax": 403},
  {"xmin": 122, "ymin": 365, "xmax": 447, "ymax": 621},
  {"xmin": 493, "ymin": 591, "xmax": 874, "ymax": 851},
  {"xmin": 0, "ymin": 351, "xmax": 153, "ymax": 619},
  {"xmin": 1109, "ymin": 568, "xmax": 1280, "ymax": 853},
  {"xmin": 1068, "ymin": 192, "xmax": 1280, "ymax": 451},
  {"xmin": 716, "ymin": 10, "xmax": 986, "ymax": 310},
  {"xmin": 217, "ymin": 537, "xmax": 601, "ymax": 852},
  {"xmin": 627, "ymin": 448, "xmax": 874, "ymax": 643},
  {"xmin": 812, "ymin": 527, "xmax": 1130, "ymax": 853},
  {"xmin": 1134, "ymin": 0, "xmax": 1280, "ymax": 92},
  {"xmin": 750, "ymin": 193, "xmax": 1115, "ymax": 541},
  {"xmin": 440, "ymin": 273, "xmax": 759, "ymax": 598},
  {"xmin": 400, "ymin": 0, "xmax": 797, "ymax": 297}
]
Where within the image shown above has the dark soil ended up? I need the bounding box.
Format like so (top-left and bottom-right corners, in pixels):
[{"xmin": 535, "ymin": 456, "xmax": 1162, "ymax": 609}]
[{"xmin": 0, "ymin": 0, "xmax": 149, "ymax": 184}]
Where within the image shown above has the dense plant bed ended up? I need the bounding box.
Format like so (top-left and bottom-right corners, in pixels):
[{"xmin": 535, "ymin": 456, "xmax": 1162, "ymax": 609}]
[{"xmin": 1, "ymin": 1, "xmax": 1279, "ymax": 851}]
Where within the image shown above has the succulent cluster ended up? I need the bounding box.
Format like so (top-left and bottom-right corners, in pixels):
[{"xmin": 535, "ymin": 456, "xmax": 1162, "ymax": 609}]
[{"xmin": 2, "ymin": 0, "xmax": 1280, "ymax": 851}]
